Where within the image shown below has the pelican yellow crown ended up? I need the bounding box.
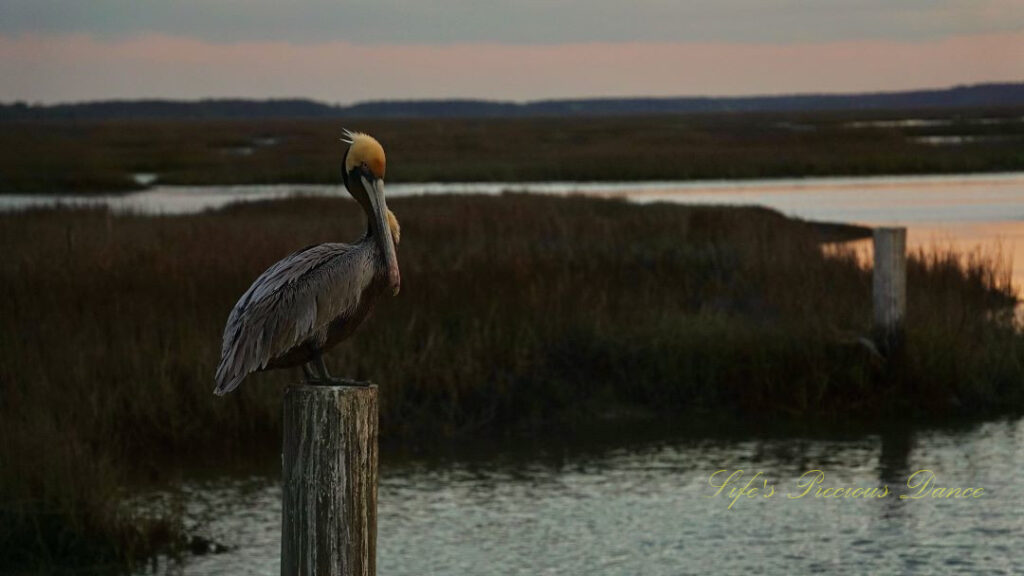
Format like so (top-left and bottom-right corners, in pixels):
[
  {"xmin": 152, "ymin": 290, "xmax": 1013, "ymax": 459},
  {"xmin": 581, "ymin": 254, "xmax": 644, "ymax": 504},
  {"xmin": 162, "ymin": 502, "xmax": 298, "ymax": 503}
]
[{"xmin": 343, "ymin": 130, "xmax": 386, "ymax": 180}]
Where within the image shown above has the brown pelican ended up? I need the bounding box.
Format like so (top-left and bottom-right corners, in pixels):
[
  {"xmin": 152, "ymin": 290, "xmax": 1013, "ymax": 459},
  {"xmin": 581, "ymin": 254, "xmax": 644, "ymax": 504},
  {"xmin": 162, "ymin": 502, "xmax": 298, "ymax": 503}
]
[{"xmin": 213, "ymin": 130, "xmax": 400, "ymax": 395}]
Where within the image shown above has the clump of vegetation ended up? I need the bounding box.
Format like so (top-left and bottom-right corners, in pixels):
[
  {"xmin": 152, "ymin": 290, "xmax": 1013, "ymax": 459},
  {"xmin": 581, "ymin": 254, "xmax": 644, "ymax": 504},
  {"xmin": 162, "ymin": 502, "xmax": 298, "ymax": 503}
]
[
  {"xmin": 2, "ymin": 108, "xmax": 1023, "ymax": 193},
  {"xmin": 0, "ymin": 194, "xmax": 1020, "ymax": 570}
]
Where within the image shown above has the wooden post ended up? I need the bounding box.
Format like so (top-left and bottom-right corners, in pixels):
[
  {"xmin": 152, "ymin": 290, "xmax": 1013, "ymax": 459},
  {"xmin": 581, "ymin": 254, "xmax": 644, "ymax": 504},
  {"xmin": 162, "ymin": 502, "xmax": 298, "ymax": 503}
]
[
  {"xmin": 872, "ymin": 227, "xmax": 907, "ymax": 355},
  {"xmin": 281, "ymin": 385, "xmax": 378, "ymax": 576}
]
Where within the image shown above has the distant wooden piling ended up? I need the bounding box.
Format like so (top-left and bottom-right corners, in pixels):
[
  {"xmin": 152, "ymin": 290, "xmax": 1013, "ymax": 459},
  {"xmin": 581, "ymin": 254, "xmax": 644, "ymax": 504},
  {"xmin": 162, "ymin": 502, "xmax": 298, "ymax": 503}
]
[
  {"xmin": 872, "ymin": 227, "xmax": 907, "ymax": 355},
  {"xmin": 281, "ymin": 385, "xmax": 378, "ymax": 576}
]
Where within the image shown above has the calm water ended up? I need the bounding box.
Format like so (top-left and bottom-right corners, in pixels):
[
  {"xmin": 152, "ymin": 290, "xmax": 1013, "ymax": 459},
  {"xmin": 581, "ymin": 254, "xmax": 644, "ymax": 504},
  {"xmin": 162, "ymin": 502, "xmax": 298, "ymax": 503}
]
[
  {"xmin": 143, "ymin": 419, "xmax": 1024, "ymax": 575},
  {"xmin": 5, "ymin": 172, "xmax": 1024, "ymax": 221},
  {"xmin": 6, "ymin": 172, "xmax": 1024, "ymax": 287}
]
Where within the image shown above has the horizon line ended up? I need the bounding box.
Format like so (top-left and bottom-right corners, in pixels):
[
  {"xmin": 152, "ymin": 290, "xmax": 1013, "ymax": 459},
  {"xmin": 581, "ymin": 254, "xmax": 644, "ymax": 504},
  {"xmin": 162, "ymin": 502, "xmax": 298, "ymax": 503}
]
[{"xmin": 5, "ymin": 80, "xmax": 1023, "ymax": 109}]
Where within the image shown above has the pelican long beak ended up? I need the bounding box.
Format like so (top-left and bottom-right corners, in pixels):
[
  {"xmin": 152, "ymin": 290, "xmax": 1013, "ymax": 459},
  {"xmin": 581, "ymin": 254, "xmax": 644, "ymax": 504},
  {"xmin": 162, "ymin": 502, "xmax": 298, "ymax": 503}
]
[{"xmin": 362, "ymin": 176, "xmax": 400, "ymax": 295}]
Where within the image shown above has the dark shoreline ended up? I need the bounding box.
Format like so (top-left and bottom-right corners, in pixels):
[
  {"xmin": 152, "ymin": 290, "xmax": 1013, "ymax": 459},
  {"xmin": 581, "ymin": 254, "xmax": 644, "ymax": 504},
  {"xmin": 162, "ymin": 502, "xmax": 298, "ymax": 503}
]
[{"xmin": 3, "ymin": 108, "xmax": 1023, "ymax": 193}]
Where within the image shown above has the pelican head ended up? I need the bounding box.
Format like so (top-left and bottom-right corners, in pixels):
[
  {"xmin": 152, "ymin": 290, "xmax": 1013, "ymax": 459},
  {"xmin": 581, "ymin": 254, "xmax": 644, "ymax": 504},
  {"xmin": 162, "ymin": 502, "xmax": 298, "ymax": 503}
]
[
  {"xmin": 341, "ymin": 130, "xmax": 399, "ymax": 295},
  {"xmin": 342, "ymin": 129, "xmax": 386, "ymax": 181}
]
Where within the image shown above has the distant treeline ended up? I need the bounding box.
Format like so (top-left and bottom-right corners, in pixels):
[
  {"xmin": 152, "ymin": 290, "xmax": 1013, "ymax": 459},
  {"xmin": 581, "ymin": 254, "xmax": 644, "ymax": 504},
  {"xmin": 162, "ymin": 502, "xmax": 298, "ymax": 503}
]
[{"xmin": 3, "ymin": 82, "xmax": 1024, "ymax": 120}]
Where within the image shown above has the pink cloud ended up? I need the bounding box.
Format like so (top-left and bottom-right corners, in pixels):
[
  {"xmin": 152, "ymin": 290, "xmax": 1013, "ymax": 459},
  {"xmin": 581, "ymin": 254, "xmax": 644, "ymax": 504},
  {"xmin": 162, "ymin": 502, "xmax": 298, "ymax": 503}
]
[{"xmin": 1, "ymin": 32, "xmax": 1022, "ymax": 103}]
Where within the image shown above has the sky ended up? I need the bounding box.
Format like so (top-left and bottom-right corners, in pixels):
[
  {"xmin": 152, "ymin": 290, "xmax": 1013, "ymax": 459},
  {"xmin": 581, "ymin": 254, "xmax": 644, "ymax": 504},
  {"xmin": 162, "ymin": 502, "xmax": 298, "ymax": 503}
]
[{"xmin": 0, "ymin": 0, "xmax": 1022, "ymax": 104}]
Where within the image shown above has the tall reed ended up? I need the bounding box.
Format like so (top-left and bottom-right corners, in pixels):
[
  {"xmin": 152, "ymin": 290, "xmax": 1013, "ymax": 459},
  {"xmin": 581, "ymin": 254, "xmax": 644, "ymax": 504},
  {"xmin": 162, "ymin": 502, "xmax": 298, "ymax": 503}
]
[{"xmin": 1, "ymin": 194, "xmax": 1020, "ymax": 569}]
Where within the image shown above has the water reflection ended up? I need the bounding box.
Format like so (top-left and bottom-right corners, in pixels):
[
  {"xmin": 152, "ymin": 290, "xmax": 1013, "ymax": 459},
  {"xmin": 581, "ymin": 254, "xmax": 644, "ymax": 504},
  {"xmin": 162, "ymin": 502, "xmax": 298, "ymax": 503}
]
[
  {"xmin": 142, "ymin": 418, "xmax": 1024, "ymax": 576},
  {"xmin": 877, "ymin": 428, "xmax": 914, "ymax": 488},
  {"xmin": 6, "ymin": 172, "xmax": 1024, "ymax": 288},
  {"xmin": 4, "ymin": 172, "xmax": 1024, "ymax": 220}
]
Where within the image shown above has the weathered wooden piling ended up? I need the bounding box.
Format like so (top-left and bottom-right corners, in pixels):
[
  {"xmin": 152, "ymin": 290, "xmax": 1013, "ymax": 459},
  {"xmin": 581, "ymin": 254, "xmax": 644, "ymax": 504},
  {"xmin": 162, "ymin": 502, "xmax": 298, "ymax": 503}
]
[
  {"xmin": 872, "ymin": 227, "xmax": 907, "ymax": 355},
  {"xmin": 281, "ymin": 385, "xmax": 378, "ymax": 576}
]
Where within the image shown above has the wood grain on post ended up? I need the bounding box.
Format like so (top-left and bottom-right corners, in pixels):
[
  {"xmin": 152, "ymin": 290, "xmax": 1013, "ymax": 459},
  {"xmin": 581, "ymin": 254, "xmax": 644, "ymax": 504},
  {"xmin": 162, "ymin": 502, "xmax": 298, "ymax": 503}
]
[
  {"xmin": 872, "ymin": 227, "xmax": 907, "ymax": 354},
  {"xmin": 281, "ymin": 385, "xmax": 378, "ymax": 576}
]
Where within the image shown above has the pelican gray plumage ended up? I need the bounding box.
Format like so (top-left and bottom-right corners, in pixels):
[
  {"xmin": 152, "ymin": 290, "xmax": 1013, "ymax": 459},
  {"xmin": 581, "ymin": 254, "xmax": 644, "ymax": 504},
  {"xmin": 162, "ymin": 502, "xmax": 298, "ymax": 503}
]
[{"xmin": 213, "ymin": 131, "xmax": 400, "ymax": 395}]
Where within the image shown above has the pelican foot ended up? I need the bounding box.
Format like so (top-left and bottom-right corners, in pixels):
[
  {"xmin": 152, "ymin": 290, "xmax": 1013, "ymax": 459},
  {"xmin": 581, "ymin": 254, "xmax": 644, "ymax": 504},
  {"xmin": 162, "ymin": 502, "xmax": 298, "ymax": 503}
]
[
  {"xmin": 304, "ymin": 377, "xmax": 371, "ymax": 387},
  {"xmin": 327, "ymin": 377, "xmax": 371, "ymax": 387},
  {"xmin": 301, "ymin": 365, "xmax": 370, "ymax": 387},
  {"xmin": 303, "ymin": 357, "xmax": 371, "ymax": 387}
]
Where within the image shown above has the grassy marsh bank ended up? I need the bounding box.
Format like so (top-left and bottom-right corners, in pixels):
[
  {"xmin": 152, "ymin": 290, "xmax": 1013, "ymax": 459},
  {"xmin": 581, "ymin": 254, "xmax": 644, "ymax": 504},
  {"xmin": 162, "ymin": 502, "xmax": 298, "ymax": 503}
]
[
  {"xmin": 1, "ymin": 194, "xmax": 1021, "ymax": 570},
  {"xmin": 2, "ymin": 108, "xmax": 1024, "ymax": 193}
]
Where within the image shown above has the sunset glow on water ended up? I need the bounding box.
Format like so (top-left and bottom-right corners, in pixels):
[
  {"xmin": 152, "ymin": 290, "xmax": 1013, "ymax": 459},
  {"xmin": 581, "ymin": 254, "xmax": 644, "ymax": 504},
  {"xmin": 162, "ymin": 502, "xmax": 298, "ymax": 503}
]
[{"xmin": 6, "ymin": 172, "xmax": 1024, "ymax": 289}]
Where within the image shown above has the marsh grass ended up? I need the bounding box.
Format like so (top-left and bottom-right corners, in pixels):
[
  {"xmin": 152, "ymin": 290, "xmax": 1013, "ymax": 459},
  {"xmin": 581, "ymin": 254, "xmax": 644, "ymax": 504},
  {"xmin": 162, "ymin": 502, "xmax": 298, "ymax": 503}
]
[
  {"xmin": 0, "ymin": 194, "xmax": 1021, "ymax": 569},
  {"xmin": 2, "ymin": 109, "xmax": 1023, "ymax": 193}
]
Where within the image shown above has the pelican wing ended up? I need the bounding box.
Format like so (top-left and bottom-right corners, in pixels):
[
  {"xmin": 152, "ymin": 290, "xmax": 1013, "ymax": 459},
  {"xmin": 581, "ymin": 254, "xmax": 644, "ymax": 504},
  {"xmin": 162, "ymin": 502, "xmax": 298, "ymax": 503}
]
[{"xmin": 214, "ymin": 243, "xmax": 372, "ymax": 395}]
